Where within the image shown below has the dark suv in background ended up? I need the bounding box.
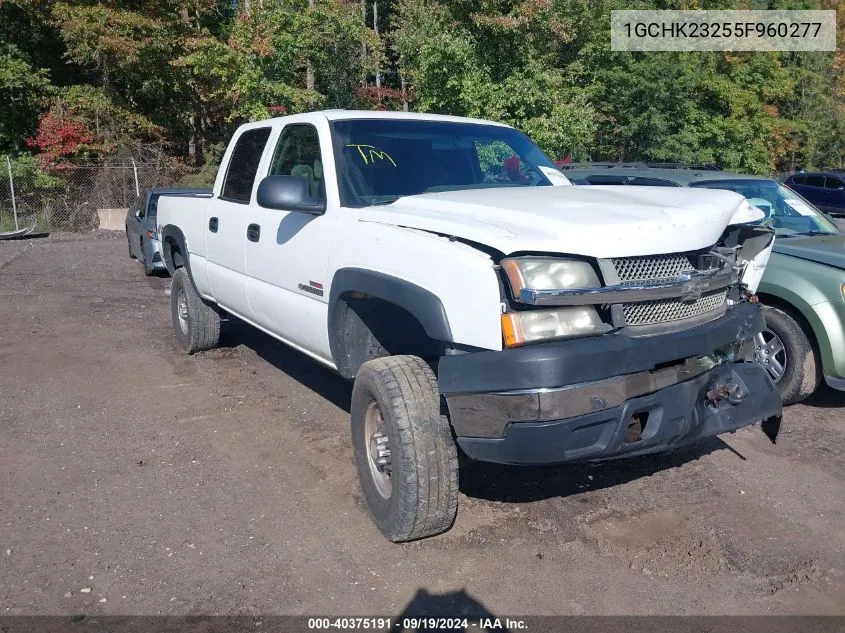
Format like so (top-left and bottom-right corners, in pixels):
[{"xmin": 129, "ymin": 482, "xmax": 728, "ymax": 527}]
[{"xmin": 785, "ymin": 172, "xmax": 845, "ymax": 216}]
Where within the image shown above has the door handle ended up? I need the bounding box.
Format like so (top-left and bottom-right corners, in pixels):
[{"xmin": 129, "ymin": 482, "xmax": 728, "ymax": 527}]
[
  {"xmin": 246, "ymin": 223, "xmax": 261, "ymax": 242},
  {"xmin": 208, "ymin": 217, "xmax": 219, "ymax": 232}
]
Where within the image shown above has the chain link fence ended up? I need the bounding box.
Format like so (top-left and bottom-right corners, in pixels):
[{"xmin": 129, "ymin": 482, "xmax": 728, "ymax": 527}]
[{"xmin": 0, "ymin": 156, "xmax": 203, "ymax": 234}]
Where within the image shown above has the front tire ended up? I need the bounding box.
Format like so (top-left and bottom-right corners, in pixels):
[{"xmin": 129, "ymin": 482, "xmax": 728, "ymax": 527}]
[
  {"xmin": 351, "ymin": 356, "xmax": 459, "ymax": 542},
  {"xmin": 170, "ymin": 268, "xmax": 220, "ymax": 354},
  {"xmin": 756, "ymin": 305, "xmax": 820, "ymax": 405}
]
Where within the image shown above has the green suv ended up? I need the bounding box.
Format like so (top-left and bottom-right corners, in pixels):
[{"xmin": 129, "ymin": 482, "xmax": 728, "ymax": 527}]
[{"xmin": 565, "ymin": 167, "xmax": 845, "ymax": 404}]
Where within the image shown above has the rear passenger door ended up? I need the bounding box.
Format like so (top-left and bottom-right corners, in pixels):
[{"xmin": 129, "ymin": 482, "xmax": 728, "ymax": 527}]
[
  {"xmin": 244, "ymin": 123, "xmax": 338, "ymax": 360},
  {"xmin": 205, "ymin": 127, "xmax": 272, "ymax": 314}
]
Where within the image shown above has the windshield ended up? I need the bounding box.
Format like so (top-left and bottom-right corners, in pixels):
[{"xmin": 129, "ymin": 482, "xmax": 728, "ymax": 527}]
[
  {"xmin": 330, "ymin": 119, "xmax": 559, "ymax": 207},
  {"xmin": 690, "ymin": 179, "xmax": 839, "ymax": 237}
]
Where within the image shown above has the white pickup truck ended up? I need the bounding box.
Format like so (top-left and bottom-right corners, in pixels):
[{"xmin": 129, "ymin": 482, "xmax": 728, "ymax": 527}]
[{"xmin": 157, "ymin": 110, "xmax": 782, "ymax": 541}]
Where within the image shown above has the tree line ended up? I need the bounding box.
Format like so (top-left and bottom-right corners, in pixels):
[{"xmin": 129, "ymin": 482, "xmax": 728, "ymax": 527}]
[{"xmin": 1, "ymin": 0, "xmax": 842, "ymax": 179}]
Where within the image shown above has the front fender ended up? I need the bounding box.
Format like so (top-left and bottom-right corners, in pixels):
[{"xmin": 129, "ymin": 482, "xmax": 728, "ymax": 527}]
[{"xmin": 328, "ymin": 268, "xmax": 453, "ymax": 340}]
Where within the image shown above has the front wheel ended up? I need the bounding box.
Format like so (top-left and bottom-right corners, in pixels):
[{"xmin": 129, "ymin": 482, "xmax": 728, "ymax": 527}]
[
  {"xmin": 170, "ymin": 268, "xmax": 220, "ymax": 354},
  {"xmin": 756, "ymin": 305, "xmax": 820, "ymax": 405},
  {"xmin": 351, "ymin": 356, "xmax": 459, "ymax": 542}
]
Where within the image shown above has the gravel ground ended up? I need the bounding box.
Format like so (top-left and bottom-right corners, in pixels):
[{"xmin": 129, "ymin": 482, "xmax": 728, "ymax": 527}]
[{"xmin": 1, "ymin": 231, "xmax": 844, "ymax": 617}]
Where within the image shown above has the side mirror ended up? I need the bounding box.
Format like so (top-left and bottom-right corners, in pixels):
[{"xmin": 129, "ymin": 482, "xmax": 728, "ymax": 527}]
[{"xmin": 257, "ymin": 175, "xmax": 325, "ymax": 215}]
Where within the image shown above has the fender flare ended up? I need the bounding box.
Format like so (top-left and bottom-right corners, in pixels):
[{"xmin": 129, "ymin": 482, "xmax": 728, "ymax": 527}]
[
  {"xmin": 328, "ymin": 268, "xmax": 453, "ymax": 367},
  {"xmin": 160, "ymin": 225, "xmax": 200, "ymax": 294}
]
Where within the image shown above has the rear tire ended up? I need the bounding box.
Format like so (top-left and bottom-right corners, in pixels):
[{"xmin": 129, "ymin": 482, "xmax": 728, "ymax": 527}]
[
  {"xmin": 351, "ymin": 355, "xmax": 459, "ymax": 542},
  {"xmin": 127, "ymin": 232, "xmax": 135, "ymax": 259},
  {"xmin": 757, "ymin": 305, "xmax": 820, "ymax": 405},
  {"xmin": 170, "ymin": 268, "xmax": 220, "ymax": 354}
]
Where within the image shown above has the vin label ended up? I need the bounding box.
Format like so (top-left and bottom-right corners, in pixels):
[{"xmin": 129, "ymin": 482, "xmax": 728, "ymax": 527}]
[{"xmin": 611, "ymin": 10, "xmax": 837, "ymax": 51}]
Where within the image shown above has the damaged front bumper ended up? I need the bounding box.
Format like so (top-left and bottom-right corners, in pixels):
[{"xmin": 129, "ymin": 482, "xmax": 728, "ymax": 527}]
[{"xmin": 439, "ymin": 303, "xmax": 782, "ymax": 465}]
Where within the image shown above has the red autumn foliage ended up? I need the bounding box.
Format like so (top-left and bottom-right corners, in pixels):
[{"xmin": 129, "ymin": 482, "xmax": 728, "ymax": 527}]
[
  {"xmin": 26, "ymin": 113, "xmax": 94, "ymax": 167},
  {"xmin": 356, "ymin": 85, "xmax": 404, "ymax": 110},
  {"xmin": 269, "ymin": 104, "xmax": 288, "ymax": 115}
]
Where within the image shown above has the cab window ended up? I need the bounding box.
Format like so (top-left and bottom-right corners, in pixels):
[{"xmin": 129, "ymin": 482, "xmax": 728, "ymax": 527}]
[
  {"xmin": 221, "ymin": 127, "xmax": 272, "ymax": 203},
  {"xmin": 269, "ymin": 124, "xmax": 324, "ymax": 200}
]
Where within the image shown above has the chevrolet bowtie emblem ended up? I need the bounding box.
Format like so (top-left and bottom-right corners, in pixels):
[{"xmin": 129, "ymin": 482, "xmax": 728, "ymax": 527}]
[{"xmin": 678, "ymin": 273, "xmax": 705, "ymax": 303}]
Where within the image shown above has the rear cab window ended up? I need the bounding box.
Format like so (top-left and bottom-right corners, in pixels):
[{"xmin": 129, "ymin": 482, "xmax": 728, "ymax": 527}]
[{"xmin": 221, "ymin": 127, "xmax": 272, "ymax": 203}]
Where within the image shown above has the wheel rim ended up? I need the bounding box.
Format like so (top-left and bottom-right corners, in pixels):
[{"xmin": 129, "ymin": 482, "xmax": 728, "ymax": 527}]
[
  {"xmin": 364, "ymin": 400, "xmax": 392, "ymax": 499},
  {"xmin": 176, "ymin": 289, "xmax": 189, "ymax": 334},
  {"xmin": 754, "ymin": 328, "xmax": 787, "ymax": 383}
]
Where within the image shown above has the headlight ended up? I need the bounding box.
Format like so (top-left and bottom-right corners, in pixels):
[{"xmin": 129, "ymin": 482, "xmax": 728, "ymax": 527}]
[
  {"xmin": 501, "ymin": 257, "xmax": 600, "ymax": 301},
  {"xmin": 502, "ymin": 306, "xmax": 606, "ymax": 347}
]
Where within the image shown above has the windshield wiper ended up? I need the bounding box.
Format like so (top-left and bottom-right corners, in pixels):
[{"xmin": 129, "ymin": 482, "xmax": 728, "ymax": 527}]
[
  {"xmin": 778, "ymin": 230, "xmax": 836, "ymax": 238},
  {"xmin": 370, "ymin": 196, "xmax": 402, "ymax": 206}
]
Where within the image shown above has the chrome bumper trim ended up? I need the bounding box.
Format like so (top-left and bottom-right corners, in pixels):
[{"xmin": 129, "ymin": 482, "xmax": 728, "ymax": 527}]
[
  {"xmin": 445, "ymin": 355, "xmax": 725, "ymax": 438},
  {"xmin": 518, "ymin": 268, "xmax": 736, "ymax": 306}
]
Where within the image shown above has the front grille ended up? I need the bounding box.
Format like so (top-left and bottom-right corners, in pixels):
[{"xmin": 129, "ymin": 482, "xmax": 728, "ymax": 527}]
[
  {"xmin": 612, "ymin": 253, "xmax": 696, "ymax": 283},
  {"xmin": 610, "ymin": 251, "xmax": 728, "ymax": 329},
  {"xmin": 622, "ymin": 288, "xmax": 727, "ymax": 326}
]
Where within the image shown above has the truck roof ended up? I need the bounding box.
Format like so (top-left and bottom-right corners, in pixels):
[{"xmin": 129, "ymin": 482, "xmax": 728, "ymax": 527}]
[{"xmin": 239, "ymin": 109, "xmax": 513, "ymax": 130}]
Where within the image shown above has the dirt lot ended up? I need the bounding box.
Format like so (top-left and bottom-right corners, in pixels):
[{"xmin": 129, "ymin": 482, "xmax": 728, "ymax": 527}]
[{"xmin": 1, "ymin": 231, "xmax": 845, "ymax": 617}]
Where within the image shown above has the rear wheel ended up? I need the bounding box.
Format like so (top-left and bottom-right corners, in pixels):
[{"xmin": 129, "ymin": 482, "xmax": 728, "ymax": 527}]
[
  {"xmin": 127, "ymin": 231, "xmax": 135, "ymax": 259},
  {"xmin": 170, "ymin": 268, "xmax": 220, "ymax": 354},
  {"xmin": 351, "ymin": 355, "xmax": 459, "ymax": 542},
  {"xmin": 756, "ymin": 305, "xmax": 820, "ymax": 404}
]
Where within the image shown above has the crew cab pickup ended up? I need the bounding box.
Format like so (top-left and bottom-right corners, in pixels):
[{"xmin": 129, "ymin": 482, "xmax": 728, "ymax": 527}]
[{"xmin": 157, "ymin": 110, "xmax": 782, "ymax": 542}]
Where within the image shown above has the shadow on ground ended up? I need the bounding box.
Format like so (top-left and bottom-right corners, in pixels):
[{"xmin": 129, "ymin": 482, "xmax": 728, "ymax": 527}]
[
  {"xmin": 801, "ymin": 383, "xmax": 845, "ymax": 409},
  {"xmin": 394, "ymin": 589, "xmax": 510, "ymax": 631},
  {"xmin": 220, "ymin": 318, "xmax": 352, "ymax": 412},
  {"xmin": 218, "ymin": 318, "xmax": 740, "ymax": 505}
]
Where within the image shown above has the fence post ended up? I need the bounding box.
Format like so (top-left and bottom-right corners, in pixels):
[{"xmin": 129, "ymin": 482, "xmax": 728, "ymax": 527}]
[
  {"xmin": 131, "ymin": 158, "xmax": 140, "ymax": 197},
  {"xmin": 6, "ymin": 156, "xmax": 19, "ymax": 231}
]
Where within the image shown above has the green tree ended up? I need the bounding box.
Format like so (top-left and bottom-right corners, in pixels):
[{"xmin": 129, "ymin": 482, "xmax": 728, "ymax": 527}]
[{"xmin": 0, "ymin": 44, "xmax": 51, "ymax": 152}]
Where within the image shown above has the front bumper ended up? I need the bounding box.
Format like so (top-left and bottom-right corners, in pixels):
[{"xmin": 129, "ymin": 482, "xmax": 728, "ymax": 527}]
[
  {"xmin": 143, "ymin": 237, "xmax": 166, "ymax": 270},
  {"xmin": 439, "ymin": 303, "xmax": 782, "ymax": 465}
]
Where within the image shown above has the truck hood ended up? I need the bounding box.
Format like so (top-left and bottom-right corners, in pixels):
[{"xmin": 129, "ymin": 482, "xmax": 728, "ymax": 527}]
[
  {"xmin": 356, "ymin": 186, "xmax": 762, "ymax": 258},
  {"xmin": 773, "ymin": 233, "xmax": 845, "ymax": 270}
]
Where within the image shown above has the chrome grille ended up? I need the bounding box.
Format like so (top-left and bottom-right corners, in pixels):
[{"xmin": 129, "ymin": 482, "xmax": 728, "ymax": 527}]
[
  {"xmin": 622, "ymin": 289, "xmax": 728, "ymax": 326},
  {"xmin": 612, "ymin": 253, "xmax": 696, "ymax": 283},
  {"xmin": 610, "ymin": 252, "xmax": 728, "ymax": 329}
]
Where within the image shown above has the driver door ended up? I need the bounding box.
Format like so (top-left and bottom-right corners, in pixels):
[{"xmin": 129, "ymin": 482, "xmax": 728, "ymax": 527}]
[{"xmin": 245, "ymin": 123, "xmax": 338, "ymax": 360}]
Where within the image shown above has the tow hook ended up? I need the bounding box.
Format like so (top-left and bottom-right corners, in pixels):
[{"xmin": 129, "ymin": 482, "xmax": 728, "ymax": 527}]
[
  {"xmin": 739, "ymin": 285, "xmax": 759, "ymax": 303},
  {"xmin": 706, "ymin": 380, "xmax": 748, "ymax": 406}
]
